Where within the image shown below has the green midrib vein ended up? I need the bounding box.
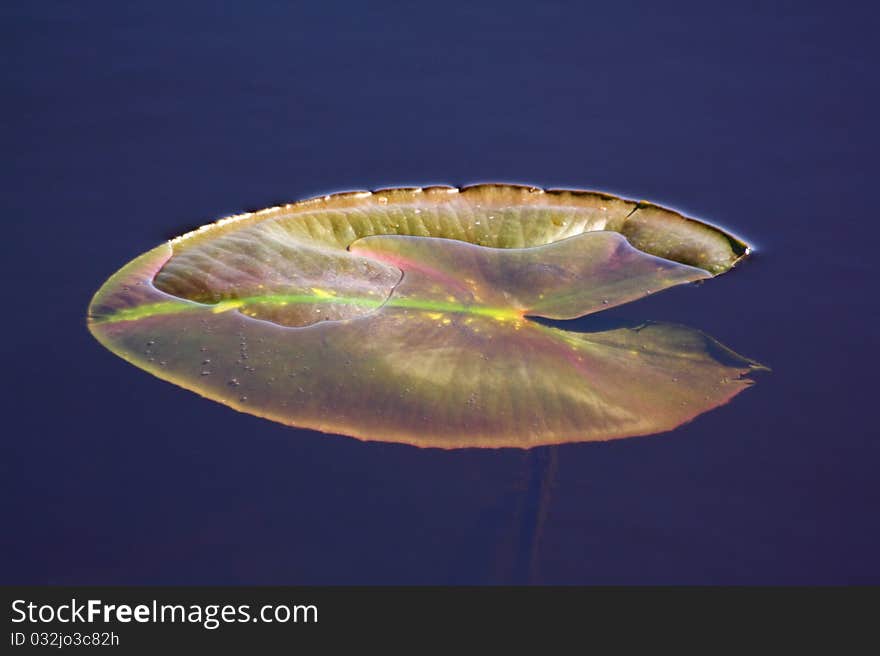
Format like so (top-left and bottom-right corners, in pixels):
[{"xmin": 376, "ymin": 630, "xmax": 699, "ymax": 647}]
[{"xmin": 91, "ymin": 292, "xmax": 523, "ymax": 324}]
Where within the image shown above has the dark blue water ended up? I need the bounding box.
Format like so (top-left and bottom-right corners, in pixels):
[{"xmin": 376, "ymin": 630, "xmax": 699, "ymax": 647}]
[{"xmin": 3, "ymin": 1, "xmax": 878, "ymax": 584}]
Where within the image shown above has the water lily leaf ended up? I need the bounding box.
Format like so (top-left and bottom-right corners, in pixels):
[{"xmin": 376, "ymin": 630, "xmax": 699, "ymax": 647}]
[{"xmin": 88, "ymin": 184, "xmax": 761, "ymax": 448}]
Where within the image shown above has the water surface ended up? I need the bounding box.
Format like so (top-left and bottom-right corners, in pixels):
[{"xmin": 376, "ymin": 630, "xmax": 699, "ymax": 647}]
[{"xmin": 2, "ymin": 0, "xmax": 878, "ymax": 584}]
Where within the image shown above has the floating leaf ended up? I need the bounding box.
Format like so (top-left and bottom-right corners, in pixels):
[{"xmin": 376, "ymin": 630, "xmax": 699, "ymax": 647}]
[{"xmin": 88, "ymin": 184, "xmax": 762, "ymax": 448}]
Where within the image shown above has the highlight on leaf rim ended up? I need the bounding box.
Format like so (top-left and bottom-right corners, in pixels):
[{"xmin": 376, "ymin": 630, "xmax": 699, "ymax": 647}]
[{"xmin": 164, "ymin": 183, "xmax": 751, "ymax": 269}]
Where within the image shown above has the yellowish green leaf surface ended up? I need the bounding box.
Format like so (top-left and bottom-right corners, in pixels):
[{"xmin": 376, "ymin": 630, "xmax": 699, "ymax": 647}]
[{"xmin": 88, "ymin": 184, "xmax": 761, "ymax": 448}]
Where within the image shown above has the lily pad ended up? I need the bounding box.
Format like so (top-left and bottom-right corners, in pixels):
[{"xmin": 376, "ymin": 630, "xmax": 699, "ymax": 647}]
[{"xmin": 88, "ymin": 184, "xmax": 762, "ymax": 448}]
